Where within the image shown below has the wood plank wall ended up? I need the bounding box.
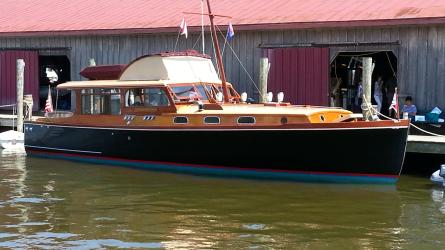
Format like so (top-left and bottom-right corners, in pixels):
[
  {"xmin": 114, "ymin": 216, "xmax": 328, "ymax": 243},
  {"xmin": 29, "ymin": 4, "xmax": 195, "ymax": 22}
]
[{"xmin": 0, "ymin": 25, "xmax": 444, "ymax": 112}]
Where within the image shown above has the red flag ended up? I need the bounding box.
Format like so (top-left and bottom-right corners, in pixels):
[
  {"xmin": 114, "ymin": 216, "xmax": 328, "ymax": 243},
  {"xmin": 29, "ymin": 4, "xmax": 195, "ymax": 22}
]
[
  {"xmin": 389, "ymin": 87, "xmax": 399, "ymax": 117},
  {"xmin": 180, "ymin": 17, "xmax": 188, "ymax": 39},
  {"xmin": 45, "ymin": 85, "xmax": 54, "ymax": 113}
]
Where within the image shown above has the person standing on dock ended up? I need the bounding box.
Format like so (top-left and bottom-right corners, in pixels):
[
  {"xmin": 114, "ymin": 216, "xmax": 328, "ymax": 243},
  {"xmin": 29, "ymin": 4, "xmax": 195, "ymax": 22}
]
[
  {"xmin": 385, "ymin": 75, "xmax": 397, "ymax": 111},
  {"xmin": 373, "ymin": 76, "xmax": 384, "ymax": 112}
]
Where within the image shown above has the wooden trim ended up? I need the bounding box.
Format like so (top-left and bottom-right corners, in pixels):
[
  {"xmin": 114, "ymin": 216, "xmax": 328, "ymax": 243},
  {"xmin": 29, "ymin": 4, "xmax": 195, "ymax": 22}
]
[{"xmin": 28, "ymin": 118, "xmax": 409, "ymax": 130}]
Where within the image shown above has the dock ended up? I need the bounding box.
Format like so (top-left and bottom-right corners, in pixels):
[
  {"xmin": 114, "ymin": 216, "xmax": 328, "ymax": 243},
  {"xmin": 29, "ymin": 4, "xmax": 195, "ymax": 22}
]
[
  {"xmin": 407, "ymin": 135, "xmax": 445, "ymax": 154},
  {"xmin": 0, "ymin": 114, "xmax": 42, "ymax": 127},
  {"xmin": 0, "ymin": 114, "xmax": 17, "ymax": 127}
]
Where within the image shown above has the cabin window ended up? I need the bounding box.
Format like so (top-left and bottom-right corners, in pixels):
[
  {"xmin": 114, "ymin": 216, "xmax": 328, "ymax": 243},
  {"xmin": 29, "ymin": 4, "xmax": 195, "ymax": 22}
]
[
  {"xmin": 215, "ymin": 85, "xmax": 237, "ymax": 96},
  {"xmin": 228, "ymin": 86, "xmax": 238, "ymax": 97},
  {"xmin": 237, "ymin": 116, "xmax": 256, "ymax": 124},
  {"xmin": 210, "ymin": 85, "xmax": 239, "ymax": 100},
  {"xmin": 204, "ymin": 116, "xmax": 220, "ymax": 124},
  {"xmin": 172, "ymin": 86, "xmax": 195, "ymax": 98},
  {"xmin": 203, "ymin": 84, "xmax": 218, "ymax": 100},
  {"xmin": 171, "ymin": 85, "xmax": 202, "ymax": 101},
  {"xmin": 173, "ymin": 116, "xmax": 188, "ymax": 124},
  {"xmin": 195, "ymin": 85, "xmax": 209, "ymax": 100},
  {"xmin": 125, "ymin": 88, "xmax": 170, "ymax": 107},
  {"xmin": 81, "ymin": 88, "xmax": 121, "ymax": 115}
]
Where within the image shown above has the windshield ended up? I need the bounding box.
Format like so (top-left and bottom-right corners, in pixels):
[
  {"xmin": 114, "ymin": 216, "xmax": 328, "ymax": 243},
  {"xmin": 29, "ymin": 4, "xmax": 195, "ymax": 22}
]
[{"xmin": 171, "ymin": 84, "xmax": 209, "ymax": 102}]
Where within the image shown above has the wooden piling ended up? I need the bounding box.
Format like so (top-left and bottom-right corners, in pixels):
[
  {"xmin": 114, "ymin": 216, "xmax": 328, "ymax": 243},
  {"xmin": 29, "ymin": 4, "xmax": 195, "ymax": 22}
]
[
  {"xmin": 16, "ymin": 59, "xmax": 25, "ymax": 133},
  {"xmin": 259, "ymin": 57, "xmax": 269, "ymax": 103},
  {"xmin": 362, "ymin": 57, "xmax": 373, "ymax": 121}
]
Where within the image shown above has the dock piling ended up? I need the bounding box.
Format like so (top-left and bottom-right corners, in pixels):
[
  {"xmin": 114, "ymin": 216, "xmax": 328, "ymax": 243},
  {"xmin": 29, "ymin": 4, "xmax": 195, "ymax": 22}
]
[
  {"xmin": 362, "ymin": 57, "xmax": 374, "ymax": 121},
  {"xmin": 16, "ymin": 59, "xmax": 25, "ymax": 133},
  {"xmin": 259, "ymin": 57, "xmax": 270, "ymax": 103}
]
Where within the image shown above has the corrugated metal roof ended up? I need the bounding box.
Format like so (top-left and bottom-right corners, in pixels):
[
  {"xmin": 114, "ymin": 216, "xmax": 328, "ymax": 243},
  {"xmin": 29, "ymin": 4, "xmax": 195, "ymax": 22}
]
[{"xmin": 1, "ymin": 0, "xmax": 445, "ymax": 36}]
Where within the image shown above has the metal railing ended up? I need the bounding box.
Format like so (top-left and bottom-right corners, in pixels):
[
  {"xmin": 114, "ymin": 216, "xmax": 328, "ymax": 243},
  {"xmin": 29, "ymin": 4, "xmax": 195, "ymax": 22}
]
[{"xmin": 0, "ymin": 104, "xmax": 17, "ymax": 130}]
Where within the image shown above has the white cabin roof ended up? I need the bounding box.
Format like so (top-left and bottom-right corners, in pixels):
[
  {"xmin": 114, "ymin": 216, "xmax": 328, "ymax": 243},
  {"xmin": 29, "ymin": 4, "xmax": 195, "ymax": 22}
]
[{"xmin": 119, "ymin": 55, "xmax": 221, "ymax": 83}]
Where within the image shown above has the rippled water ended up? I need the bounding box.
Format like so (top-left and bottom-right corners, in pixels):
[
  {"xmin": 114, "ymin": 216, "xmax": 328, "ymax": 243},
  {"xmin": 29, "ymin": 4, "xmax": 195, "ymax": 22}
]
[{"xmin": 1, "ymin": 149, "xmax": 445, "ymax": 249}]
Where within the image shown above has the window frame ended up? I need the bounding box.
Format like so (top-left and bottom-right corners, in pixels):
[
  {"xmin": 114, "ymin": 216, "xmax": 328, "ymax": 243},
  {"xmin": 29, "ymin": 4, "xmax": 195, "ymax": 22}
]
[
  {"xmin": 124, "ymin": 87, "xmax": 172, "ymax": 108},
  {"xmin": 203, "ymin": 116, "xmax": 221, "ymax": 124},
  {"xmin": 169, "ymin": 84, "xmax": 207, "ymax": 103},
  {"xmin": 173, "ymin": 116, "xmax": 189, "ymax": 124},
  {"xmin": 80, "ymin": 88, "xmax": 121, "ymax": 115},
  {"xmin": 237, "ymin": 116, "xmax": 256, "ymax": 125}
]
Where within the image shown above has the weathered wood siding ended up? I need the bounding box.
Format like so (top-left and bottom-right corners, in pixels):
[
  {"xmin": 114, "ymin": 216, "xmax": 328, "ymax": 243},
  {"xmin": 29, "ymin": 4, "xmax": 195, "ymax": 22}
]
[{"xmin": 0, "ymin": 25, "xmax": 444, "ymax": 111}]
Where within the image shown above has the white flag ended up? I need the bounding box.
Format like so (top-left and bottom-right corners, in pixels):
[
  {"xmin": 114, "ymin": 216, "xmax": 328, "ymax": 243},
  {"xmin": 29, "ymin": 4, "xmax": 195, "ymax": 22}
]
[{"xmin": 180, "ymin": 17, "xmax": 188, "ymax": 39}]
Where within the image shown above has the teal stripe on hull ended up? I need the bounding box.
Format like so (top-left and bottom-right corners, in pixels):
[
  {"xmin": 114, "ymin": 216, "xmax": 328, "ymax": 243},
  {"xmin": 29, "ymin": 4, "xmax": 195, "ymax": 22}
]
[{"xmin": 28, "ymin": 152, "xmax": 398, "ymax": 184}]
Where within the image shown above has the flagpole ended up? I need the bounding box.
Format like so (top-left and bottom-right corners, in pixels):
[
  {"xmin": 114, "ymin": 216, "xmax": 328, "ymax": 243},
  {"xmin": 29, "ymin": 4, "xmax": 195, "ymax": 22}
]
[
  {"xmin": 395, "ymin": 87, "xmax": 399, "ymax": 120},
  {"xmin": 175, "ymin": 17, "xmax": 187, "ymax": 52},
  {"xmin": 201, "ymin": 0, "xmax": 205, "ymax": 54},
  {"xmin": 174, "ymin": 29, "xmax": 181, "ymax": 52}
]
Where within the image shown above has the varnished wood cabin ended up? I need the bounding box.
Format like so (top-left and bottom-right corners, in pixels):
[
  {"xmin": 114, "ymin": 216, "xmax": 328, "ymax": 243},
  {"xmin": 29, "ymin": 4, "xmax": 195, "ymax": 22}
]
[{"xmin": 44, "ymin": 51, "xmax": 358, "ymax": 129}]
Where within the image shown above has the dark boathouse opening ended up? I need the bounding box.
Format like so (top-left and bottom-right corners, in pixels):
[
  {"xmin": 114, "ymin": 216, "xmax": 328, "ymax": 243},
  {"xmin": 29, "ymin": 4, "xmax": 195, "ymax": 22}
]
[
  {"xmin": 330, "ymin": 51, "xmax": 398, "ymax": 116},
  {"xmin": 38, "ymin": 55, "xmax": 71, "ymax": 110}
]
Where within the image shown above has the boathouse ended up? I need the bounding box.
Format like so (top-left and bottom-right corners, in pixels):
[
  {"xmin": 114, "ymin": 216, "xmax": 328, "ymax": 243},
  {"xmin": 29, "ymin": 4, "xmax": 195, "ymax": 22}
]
[{"xmin": 0, "ymin": 0, "xmax": 444, "ymax": 113}]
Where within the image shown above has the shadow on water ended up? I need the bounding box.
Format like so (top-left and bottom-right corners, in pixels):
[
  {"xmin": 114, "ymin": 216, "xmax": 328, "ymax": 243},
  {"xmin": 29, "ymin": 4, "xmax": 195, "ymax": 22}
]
[
  {"xmin": 0, "ymin": 150, "xmax": 444, "ymax": 249},
  {"xmin": 403, "ymin": 152, "xmax": 445, "ymax": 177}
]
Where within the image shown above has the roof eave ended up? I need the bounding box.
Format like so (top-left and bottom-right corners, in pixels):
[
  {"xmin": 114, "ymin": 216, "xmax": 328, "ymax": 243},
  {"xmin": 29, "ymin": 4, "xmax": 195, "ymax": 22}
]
[{"xmin": 1, "ymin": 17, "xmax": 445, "ymax": 38}]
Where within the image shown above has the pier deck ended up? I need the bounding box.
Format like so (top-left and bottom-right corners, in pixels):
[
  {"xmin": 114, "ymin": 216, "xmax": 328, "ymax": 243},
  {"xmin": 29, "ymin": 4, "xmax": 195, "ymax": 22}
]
[
  {"xmin": 407, "ymin": 135, "xmax": 445, "ymax": 154},
  {"xmin": 0, "ymin": 114, "xmax": 42, "ymax": 127}
]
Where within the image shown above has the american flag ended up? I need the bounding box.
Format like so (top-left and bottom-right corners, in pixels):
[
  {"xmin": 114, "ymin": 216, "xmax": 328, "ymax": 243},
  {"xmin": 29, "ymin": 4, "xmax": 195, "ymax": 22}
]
[
  {"xmin": 389, "ymin": 87, "xmax": 399, "ymax": 117},
  {"xmin": 45, "ymin": 85, "xmax": 54, "ymax": 113}
]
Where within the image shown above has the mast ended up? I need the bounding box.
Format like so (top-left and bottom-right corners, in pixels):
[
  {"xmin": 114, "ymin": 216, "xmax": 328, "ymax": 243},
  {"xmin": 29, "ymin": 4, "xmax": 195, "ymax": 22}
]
[{"xmin": 205, "ymin": 0, "xmax": 230, "ymax": 103}]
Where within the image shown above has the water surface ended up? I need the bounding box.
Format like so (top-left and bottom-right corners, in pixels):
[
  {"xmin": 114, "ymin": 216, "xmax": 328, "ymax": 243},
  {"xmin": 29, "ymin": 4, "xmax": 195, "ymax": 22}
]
[{"xmin": 0, "ymin": 149, "xmax": 444, "ymax": 249}]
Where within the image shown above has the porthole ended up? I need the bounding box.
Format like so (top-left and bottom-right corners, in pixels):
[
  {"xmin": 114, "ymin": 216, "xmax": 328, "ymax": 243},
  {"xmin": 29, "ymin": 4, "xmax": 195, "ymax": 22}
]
[
  {"xmin": 320, "ymin": 115, "xmax": 325, "ymax": 122},
  {"xmin": 237, "ymin": 116, "xmax": 256, "ymax": 124},
  {"xmin": 173, "ymin": 116, "xmax": 188, "ymax": 124},
  {"xmin": 280, "ymin": 117, "xmax": 288, "ymax": 124},
  {"xmin": 204, "ymin": 116, "xmax": 220, "ymax": 124}
]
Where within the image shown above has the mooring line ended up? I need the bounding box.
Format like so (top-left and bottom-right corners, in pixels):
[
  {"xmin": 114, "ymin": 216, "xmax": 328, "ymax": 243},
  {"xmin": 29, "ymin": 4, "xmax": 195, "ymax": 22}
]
[{"xmin": 362, "ymin": 95, "xmax": 445, "ymax": 137}]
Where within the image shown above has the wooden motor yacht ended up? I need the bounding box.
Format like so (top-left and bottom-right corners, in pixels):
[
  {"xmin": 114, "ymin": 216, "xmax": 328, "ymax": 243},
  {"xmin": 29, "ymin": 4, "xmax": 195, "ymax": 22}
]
[{"xmin": 24, "ymin": 1, "xmax": 409, "ymax": 183}]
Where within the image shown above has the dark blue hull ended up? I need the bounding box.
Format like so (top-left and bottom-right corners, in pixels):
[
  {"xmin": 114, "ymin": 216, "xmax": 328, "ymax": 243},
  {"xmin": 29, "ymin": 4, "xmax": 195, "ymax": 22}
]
[{"xmin": 24, "ymin": 123, "xmax": 409, "ymax": 183}]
